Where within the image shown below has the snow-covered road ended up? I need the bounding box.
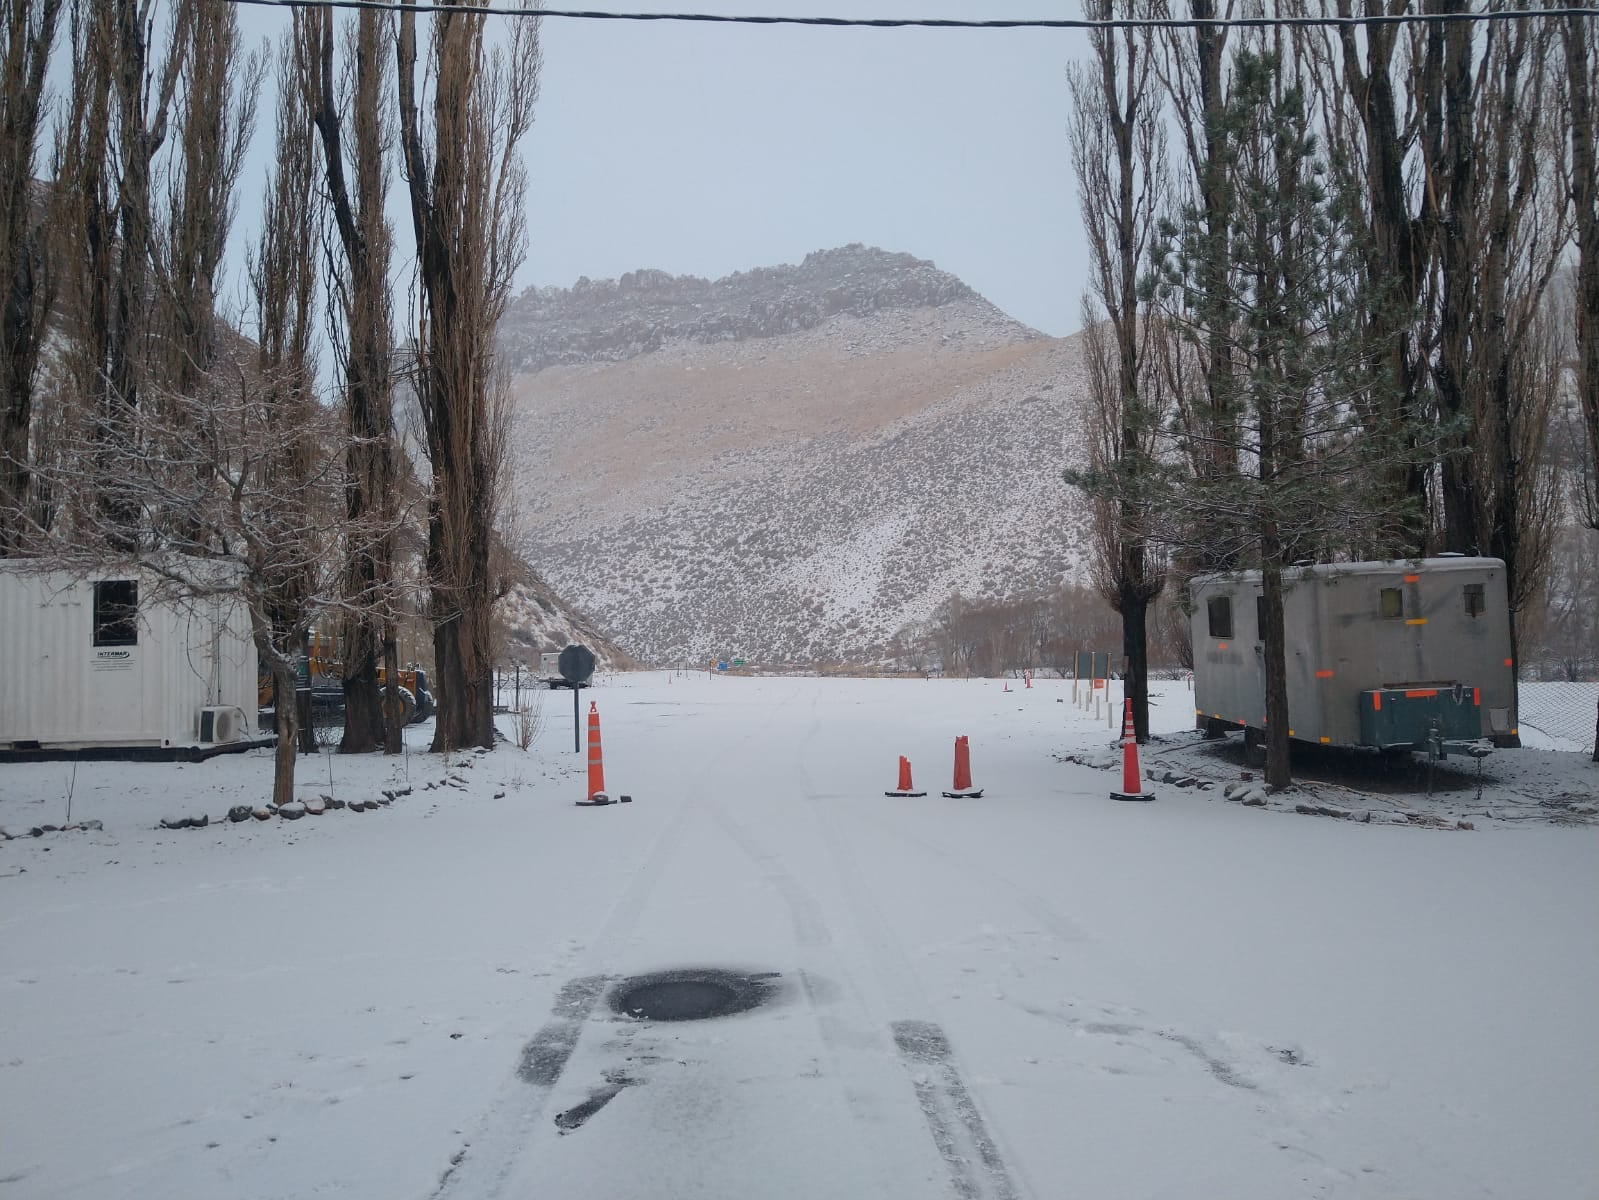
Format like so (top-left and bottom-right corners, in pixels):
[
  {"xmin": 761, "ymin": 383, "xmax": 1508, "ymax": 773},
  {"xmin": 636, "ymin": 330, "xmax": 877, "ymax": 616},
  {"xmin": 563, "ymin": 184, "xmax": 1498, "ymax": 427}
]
[{"xmin": 2, "ymin": 673, "xmax": 1596, "ymax": 1199}]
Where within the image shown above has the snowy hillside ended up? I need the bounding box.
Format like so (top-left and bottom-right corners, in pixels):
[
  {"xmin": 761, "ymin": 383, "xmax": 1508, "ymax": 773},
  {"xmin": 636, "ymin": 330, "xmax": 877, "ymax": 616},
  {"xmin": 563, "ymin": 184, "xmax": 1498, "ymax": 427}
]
[{"xmin": 502, "ymin": 250, "xmax": 1093, "ymax": 665}]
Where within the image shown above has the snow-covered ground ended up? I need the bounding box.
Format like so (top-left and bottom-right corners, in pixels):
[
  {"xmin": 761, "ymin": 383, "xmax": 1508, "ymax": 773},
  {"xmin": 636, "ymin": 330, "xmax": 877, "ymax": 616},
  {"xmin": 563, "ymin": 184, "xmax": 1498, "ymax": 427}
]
[{"xmin": 2, "ymin": 674, "xmax": 1596, "ymax": 1199}]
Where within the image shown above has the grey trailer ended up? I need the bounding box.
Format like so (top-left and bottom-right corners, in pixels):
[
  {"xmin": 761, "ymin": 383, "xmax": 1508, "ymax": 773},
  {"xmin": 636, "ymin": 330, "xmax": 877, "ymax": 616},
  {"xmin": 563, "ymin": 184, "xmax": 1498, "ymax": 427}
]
[{"xmin": 1188, "ymin": 557, "xmax": 1518, "ymax": 752}]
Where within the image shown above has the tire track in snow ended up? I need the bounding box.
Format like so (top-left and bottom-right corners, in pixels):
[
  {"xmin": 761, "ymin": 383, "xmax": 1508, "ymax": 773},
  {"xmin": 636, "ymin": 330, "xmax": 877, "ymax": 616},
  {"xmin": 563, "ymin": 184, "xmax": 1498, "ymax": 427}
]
[
  {"xmin": 699, "ymin": 790, "xmax": 918, "ymax": 1200},
  {"xmin": 430, "ymin": 975, "xmax": 610, "ymax": 1200},
  {"xmin": 429, "ymin": 792, "xmax": 695, "ymax": 1199},
  {"xmin": 703, "ymin": 698, "xmax": 988, "ymax": 1200},
  {"xmin": 892, "ymin": 1020, "xmax": 1020, "ymax": 1200},
  {"xmin": 437, "ymin": 681, "xmax": 813, "ymax": 1196},
  {"xmin": 812, "ymin": 805, "xmax": 1026, "ymax": 1200},
  {"xmin": 784, "ymin": 697, "xmax": 1026, "ymax": 1200}
]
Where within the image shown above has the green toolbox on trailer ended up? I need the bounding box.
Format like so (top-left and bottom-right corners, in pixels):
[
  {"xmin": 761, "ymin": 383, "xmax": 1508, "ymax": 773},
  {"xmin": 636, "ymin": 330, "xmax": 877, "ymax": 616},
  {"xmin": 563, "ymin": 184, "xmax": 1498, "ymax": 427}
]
[{"xmin": 1358, "ymin": 685, "xmax": 1483, "ymax": 753}]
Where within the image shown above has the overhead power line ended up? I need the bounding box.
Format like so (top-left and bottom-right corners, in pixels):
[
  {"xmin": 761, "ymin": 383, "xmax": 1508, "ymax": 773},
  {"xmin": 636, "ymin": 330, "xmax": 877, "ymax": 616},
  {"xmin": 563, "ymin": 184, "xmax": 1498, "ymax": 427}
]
[{"xmin": 222, "ymin": 1, "xmax": 1599, "ymax": 31}]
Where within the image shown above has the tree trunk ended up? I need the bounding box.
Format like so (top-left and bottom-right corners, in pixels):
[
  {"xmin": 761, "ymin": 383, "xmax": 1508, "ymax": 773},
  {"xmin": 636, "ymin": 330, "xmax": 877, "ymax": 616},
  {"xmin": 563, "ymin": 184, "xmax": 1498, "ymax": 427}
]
[
  {"xmin": 382, "ymin": 626, "xmax": 402, "ymax": 755},
  {"xmin": 1120, "ymin": 589, "xmax": 1151, "ymax": 744},
  {"xmin": 476, "ymin": 672, "xmax": 494, "ymax": 749},
  {"xmin": 1259, "ymin": 559, "xmax": 1292, "ymax": 790},
  {"xmin": 429, "ymin": 605, "xmax": 494, "ymax": 752},
  {"xmin": 340, "ymin": 654, "xmax": 382, "ymax": 753},
  {"xmin": 430, "ymin": 612, "xmax": 468, "ymax": 750},
  {"xmin": 270, "ymin": 660, "xmax": 299, "ymax": 809}
]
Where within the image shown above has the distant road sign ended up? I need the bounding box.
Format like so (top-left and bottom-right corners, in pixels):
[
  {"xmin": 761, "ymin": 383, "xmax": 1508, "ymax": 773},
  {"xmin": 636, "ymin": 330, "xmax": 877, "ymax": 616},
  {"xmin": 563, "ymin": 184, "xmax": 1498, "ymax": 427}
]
[
  {"xmin": 558, "ymin": 644, "xmax": 596, "ymax": 686},
  {"xmin": 732, "ymin": 658, "xmax": 746, "ymax": 666},
  {"xmin": 716, "ymin": 661, "xmax": 729, "ymax": 671}
]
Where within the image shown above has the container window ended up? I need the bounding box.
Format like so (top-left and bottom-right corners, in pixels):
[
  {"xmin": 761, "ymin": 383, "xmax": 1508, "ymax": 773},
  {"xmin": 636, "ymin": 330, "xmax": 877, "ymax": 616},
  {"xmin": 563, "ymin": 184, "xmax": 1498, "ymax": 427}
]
[
  {"xmin": 1379, "ymin": 587, "xmax": 1404, "ymax": 619},
  {"xmin": 93, "ymin": 580, "xmax": 138, "ymax": 646},
  {"xmin": 1464, "ymin": 583, "xmax": 1485, "ymax": 617},
  {"xmin": 1207, "ymin": 595, "xmax": 1233, "ymax": 639}
]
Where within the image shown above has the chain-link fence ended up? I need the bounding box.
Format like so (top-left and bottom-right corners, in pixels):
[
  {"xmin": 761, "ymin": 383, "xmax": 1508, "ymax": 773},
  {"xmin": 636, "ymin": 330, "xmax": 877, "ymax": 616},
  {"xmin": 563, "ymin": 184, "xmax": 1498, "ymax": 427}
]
[{"xmin": 1518, "ymin": 682, "xmax": 1599, "ymax": 754}]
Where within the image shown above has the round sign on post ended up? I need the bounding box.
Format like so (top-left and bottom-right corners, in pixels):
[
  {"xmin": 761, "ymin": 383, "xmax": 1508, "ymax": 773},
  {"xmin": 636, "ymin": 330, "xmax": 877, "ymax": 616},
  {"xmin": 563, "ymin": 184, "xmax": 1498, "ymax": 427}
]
[
  {"xmin": 558, "ymin": 644, "xmax": 596, "ymax": 756},
  {"xmin": 558, "ymin": 644, "xmax": 596, "ymax": 688}
]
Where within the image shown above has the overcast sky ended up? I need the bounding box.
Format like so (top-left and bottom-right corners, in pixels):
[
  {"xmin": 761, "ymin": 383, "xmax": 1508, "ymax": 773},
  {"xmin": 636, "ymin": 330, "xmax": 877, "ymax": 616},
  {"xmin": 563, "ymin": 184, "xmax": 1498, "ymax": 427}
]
[{"xmin": 231, "ymin": 1, "xmax": 1094, "ymax": 336}]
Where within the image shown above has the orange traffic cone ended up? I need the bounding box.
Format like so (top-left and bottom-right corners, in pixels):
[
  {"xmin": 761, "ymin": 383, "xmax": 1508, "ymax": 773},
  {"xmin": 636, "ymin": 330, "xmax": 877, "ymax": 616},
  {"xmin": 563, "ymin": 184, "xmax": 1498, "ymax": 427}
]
[
  {"xmin": 1025, "ymin": 671, "xmax": 1032, "ymax": 689},
  {"xmin": 1111, "ymin": 698, "xmax": 1154, "ymax": 802},
  {"xmin": 885, "ymin": 755, "xmax": 927, "ymax": 797},
  {"xmin": 942, "ymin": 735, "xmax": 983, "ymax": 798},
  {"xmin": 1002, "ymin": 681, "xmax": 1011, "ymax": 693},
  {"xmin": 576, "ymin": 701, "xmax": 612, "ymax": 806}
]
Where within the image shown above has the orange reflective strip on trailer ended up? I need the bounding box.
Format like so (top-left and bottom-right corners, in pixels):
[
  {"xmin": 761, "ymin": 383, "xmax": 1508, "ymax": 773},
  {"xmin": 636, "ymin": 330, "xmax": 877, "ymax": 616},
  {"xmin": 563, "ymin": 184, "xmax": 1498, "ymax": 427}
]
[
  {"xmin": 1319, "ymin": 736, "xmax": 1331, "ymax": 744},
  {"xmin": 1314, "ymin": 669, "xmax": 1335, "ymax": 679},
  {"xmin": 1404, "ymin": 689, "xmax": 1438, "ymax": 698},
  {"xmin": 1403, "ymin": 574, "xmax": 1421, "ymax": 583},
  {"xmin": 1473, "ymin": 687, "xmax": 1481, "ymax": 706},
  {"xmin": 1373, "ymin": 692, "xmax": 1382, "ymax": 711},
  {"xmin": 1405, "ymin": 618, "xmax": 1428, "ymax": 626},
  {"xmin": 1218, "ymin": 642, "xmax": 1229, "ymax": 650},
  {"xmin": 1504, "ymin": 658, "xmax": 1513, "ymax": 667}
]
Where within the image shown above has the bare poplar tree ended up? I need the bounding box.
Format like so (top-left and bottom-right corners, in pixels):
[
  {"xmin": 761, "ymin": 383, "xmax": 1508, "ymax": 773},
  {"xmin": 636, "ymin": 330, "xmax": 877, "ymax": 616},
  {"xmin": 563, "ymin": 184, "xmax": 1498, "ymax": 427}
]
[
  {"xmin": 53, "ymin": 0, "xmax": 191, "ymax": 549},
  {"xmin": 1315, "ymin": 1, "xmax": 1447, "ymax": 552},
  {"xmin": 0, "ymin": 0, "xmax": 63, "ymax": 554},
  {"xmin": 1065, "ymin": 0, "xmax": 1169, "ymax": 743},
  {"xmin": 299, "ymin": 6, "xmax": 402, "ymax": 754},
  {"xmin": 250, "ymin": 29, "xmax": 328, "ymax": 784},
  {"xmin": 150, "ymin": 1, "xmax": 262, "ymax": 412},
  {"xmin": 396, "ymin": 1, "xmax": 539, "ymax": 752},
  {"xmin": 1561, "ymin": 7, "xmax": 1598, "ymax": 761},
  {"xmin": 1475, "ymin": 20, "xmax": 1567, "ymax": 728}
]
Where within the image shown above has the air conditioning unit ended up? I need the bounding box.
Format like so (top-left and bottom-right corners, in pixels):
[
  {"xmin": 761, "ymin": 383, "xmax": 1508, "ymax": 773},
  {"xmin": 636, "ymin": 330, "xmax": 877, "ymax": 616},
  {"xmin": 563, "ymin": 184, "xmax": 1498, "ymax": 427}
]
[{"xmin": 198, "ymin": 706, "xmax": 240, "ymax": 744}]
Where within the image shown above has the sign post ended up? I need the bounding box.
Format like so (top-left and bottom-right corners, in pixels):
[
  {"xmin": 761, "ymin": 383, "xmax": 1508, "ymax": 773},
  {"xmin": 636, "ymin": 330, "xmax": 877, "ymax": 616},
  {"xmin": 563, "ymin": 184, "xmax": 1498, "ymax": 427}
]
[{"xmin": 557, "ymin": 644, "xmax": 597, "ymax": 754}]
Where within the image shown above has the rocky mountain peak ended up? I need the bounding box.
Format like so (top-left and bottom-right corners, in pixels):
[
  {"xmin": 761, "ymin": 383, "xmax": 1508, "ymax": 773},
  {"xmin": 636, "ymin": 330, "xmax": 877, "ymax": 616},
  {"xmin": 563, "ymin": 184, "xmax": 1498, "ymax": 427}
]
[{"xmin": 497, "ymin": 244, "xmax": 1026, "ymax": 374}]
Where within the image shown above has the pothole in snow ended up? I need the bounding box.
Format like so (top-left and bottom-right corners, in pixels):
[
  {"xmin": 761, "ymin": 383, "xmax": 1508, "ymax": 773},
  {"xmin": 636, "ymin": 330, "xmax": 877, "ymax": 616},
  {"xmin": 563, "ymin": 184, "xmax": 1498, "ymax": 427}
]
[{"xmin": 608, "ymin": 968, "xmax": 780, "ymax": 1022}]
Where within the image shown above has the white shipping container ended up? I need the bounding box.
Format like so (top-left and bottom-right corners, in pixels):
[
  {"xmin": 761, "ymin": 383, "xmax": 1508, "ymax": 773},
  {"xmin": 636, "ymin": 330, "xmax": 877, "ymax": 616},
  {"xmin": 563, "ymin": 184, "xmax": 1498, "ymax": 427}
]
[{"xmin": 0, "ymin": 563, "xmax": 259, "ymax": 754}]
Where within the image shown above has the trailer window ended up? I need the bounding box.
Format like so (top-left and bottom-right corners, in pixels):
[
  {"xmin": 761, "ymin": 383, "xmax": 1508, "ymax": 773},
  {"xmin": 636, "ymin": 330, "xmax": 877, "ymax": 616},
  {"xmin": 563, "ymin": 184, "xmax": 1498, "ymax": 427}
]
[
  {"xmin": 1207, "ymin": 596, "xmax": 1233, "ymax": 639},
  {"xmin": 1464, "ymin": 583, "xmax": 1485, "ymax": 617},
  {"xmin": 1379, "ymin": 587, "xmax": 1404, "ymax": 619},
  {"xmin": 93, "ymin": 580, "xmax": 138, "ymax": 646}
]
